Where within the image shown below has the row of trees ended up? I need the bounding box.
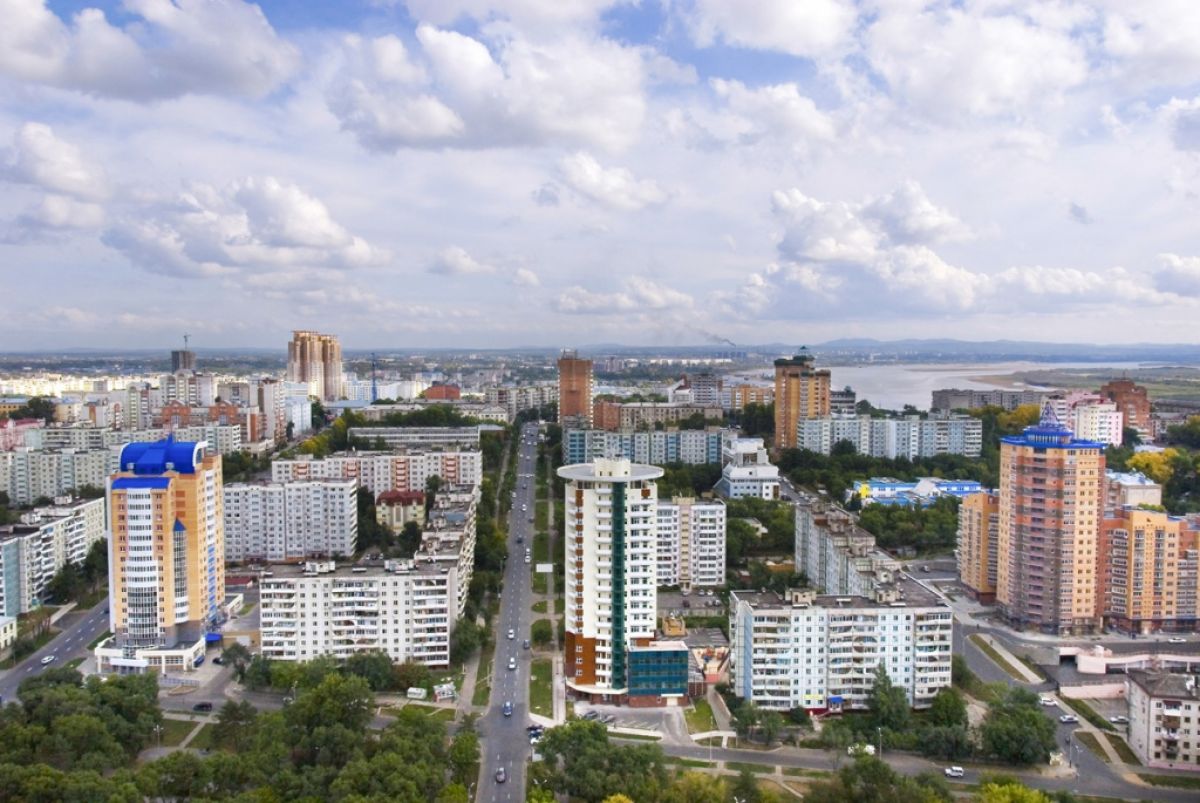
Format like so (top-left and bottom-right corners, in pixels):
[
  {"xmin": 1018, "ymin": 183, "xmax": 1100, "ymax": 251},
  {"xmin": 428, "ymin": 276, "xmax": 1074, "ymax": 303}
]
[
  {"xmin": 43, "ymin": 540, "xmax": 107, "ymax": 605},
  {"xmin": 0, "ymin": 396, "xmax": 56, "ymax": 423},
  {"xmin": 238, "ymin": 648, "xmax": 438, "ymax": 694}
]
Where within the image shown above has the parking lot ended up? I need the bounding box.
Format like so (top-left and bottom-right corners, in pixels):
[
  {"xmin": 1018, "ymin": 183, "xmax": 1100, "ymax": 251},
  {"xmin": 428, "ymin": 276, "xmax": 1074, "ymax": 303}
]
[
  {"xmin": 573, "ymin": 701, "xmax": 692, "ymax": 744},
  {"xmin": 658, "ymin": 589, "xmax": 725, "ymax": 618}
]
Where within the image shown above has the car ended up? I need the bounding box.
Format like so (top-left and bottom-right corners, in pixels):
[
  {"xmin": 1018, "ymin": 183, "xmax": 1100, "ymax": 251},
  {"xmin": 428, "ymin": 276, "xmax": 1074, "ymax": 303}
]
[
  {"xmin": 39, "ymin": 655, "xmax": 55, "ymax": 665},
  {"xmin": 944, "ymin": 766, "xmax": 965, "ymax": 778},
  {"xmin": 847, "ymin": 743, "xmax": 876, "ymax": 756},
  {"xmin": 601, "ymin": 714, "xmax": 616, "ymax": 725},
  {"xmin": 213, "ymin": 656, "xmax": 224, "ymax": 665},
  {"xmin": 1059, "ymin": 715, "xmax": 1078, "ymax": 724},
  {"xmin": 516, "ymin": 534, "xmax": 524, "ymax": 543},
  {"xmin": 523, "ymin": 639, "xmax": 531, "ymax": 650},
  {"xmin": 502, "ymin": 701, "xmax": 513, "ymax": 717},
  {"xmin": 1109, "ymin": 715, "xmax": 1130, "ymax": 724},
  {"xmin": 192, "ymin": 702, "xmax": 214, "ymax": 712},
  {"xmin": 524, "ymin": 555, "xmax": 531, "ymax": 564},
  {"xmin": 508, "ymin": 628, "xmax": 516, "ymax": 640},
  {"xmin": 920, "ymin": 565, "xmax": 930, "ymax": 572},
  {"xmin": 529, "ymin": 733, "xmax": 542, "ymax": 745},
  {"xmin": 494, "ymin": 767, "xmax": 507, "ymax": 784},
  {"xmin": 508, "ymin": 656, "xmax": 517, "ymax": 670},
  {"xmin": 1168, "ymin": 636, "xmax": 1187, "ymax": 644},
  {"xmin": 581, "ymin": 711, "xmax": 600, "ymax": 721},
  {"xmin": 1039, "ymin": 696, "xmax": 1056, "ymax": 706},
  {"xmin": 526, "ymin": 724, "xmax": 544, "ymax": 733},
  {"xmin": 681, "ymin": 600, "xmax": 691, "ymax": 609}
]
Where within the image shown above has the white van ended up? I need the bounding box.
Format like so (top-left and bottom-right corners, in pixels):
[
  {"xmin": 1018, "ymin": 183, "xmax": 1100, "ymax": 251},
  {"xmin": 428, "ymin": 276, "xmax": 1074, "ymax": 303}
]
[{"xmin": 944, "ymin": 766, "xmax": 965, "ymax": 778}]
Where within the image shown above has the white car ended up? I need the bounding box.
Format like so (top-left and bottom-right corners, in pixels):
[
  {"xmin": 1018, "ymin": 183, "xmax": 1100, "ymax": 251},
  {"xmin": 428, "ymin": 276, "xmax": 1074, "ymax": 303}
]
[
  {"xmin": 1109, "ymin": 715, "xmax": 1130, "ymax": 724},
  {"xmin": 847, "ymin": 743, "xmax": 875, "ymax": 757},
  {"xmin": 1039, "ymin": 697, "xmax": 1057, "ymax": 706},
  {"xmin": 1059, "ymin": 714, "xmax": 1078, "ymax": 724},
  {"xmin": 507, "ymin": 656, "xmax": 517, "ymax": 670},
  {"xmin": 944, "ymin": 766, "xmax": 965, "ymax": 778},
  {"xmin": 39, "ymin": 655, "xmax": 55, "ymax": 666},
  {"xmin": 507, "ymin": 629, "xmax": 516, "ymax": 640},
  {"xmin": 1167, "ymin": 637, "xmax": 1186, "ymax": 644}
]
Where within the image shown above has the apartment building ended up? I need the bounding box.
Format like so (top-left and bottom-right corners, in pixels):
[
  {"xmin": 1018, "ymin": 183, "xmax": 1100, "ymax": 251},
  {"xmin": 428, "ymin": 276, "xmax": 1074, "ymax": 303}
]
[
  {"xmin": 26, "ymin": 424, "xmax": 243, "ymax": 455},
  {"xmin": 558, "ymin": 350, "xmax": 594, "ymax": 428},
  {"xmin": 0, "ymin": 447, "xmax": 115, "ymax": 505},
  {"xmin": 1127, "ymin": 671, "xmax": 1200, "ymax": 770},
  {"xmin": 259, "ymin": 559, "xmax": 457, "ymax": 666},
  {"xmin": 722, "ymin": 384, "xmax": 774, "ymax": 411},
  {"xmin": 1071, "ymin": 400, "xmax": 1124, "ymax": 446},
  {"xmin": 773, "ymin": 351, "xmax": 831, "ymax": 450},
  {"xmin": 286, "ymin": 330, "xmax": 344, "ymax": 402},
  {"xmin": 1106, "ymin": 471, "xmax": 1162, "ymax": 511},
  {"xmin": 796, "ymin": 415, "xmax": 983, "ymax": 459},
  {"xmin": 996, "ymin": 405, "xmax": 1105, "ymax": 634},
  {"xmin": 715, "ymin": 434, "xmax": 780, "ymax": 500},
  {"xmin": 957, "ymin": 492, "xmax": 1000, "ymax": 603},
  {"xmin": 484, "ymin": 384, "xmax": 558, "ymax": 420},
  {"xmin": 729, "ymin": 586, "xmax": 954, "ymax": 713},
  {"xmin": 224, "ymin": 479, "xmax": 358, "ymax": 562},
  {"xmin": 0, "ymin": 496, "xmax": 105, "ymax": 616},
  {"xmin": 656, "ymin": 498, "xmax": 726, "ymax": 590},
  {"xmin": 0, "ymin": 418, "xmax": 43, "ymax": 451},
  {"xmin": 931, "ymin": 388, "xmax": 1052, "ymax": 412},
  {"xmin": 1098, "ymin": 508, "xmax": 1196, "ymax": 635},
  {"xmin": 345, "ymin": 427, "xmax": 480, "ymax": 450},
  {"xmin": 97, "ymin": 438, "xmax": 225, "ymax": 674},
  {"xmin": 559, "ymin": 458, "xmax": 663, "ymax": 702},
  {"xmin": 562, "ymin": 428, "xmax": 726, "ymax": 466},
  {"xmin": 270, "ymin": 450, "xmax": 482, "ymax": 495},
  {"xmin": 1101, "ymin": 379, "xmax": 1151, "ymax": 437},
  {"xmin": 794, "ymin": 493, "xmax": 903, "ymax": 598}
]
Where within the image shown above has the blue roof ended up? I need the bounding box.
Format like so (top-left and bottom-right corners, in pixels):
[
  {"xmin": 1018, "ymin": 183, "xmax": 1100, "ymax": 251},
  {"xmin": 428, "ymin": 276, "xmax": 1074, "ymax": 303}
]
[
  {"xmin": 118, "ymin": 436, "xmax": 202, "ymax": 475},
  {"xmin": 173, "ymin": 519, "xmax": 186, "ymax": 532},
  {"xmin": 111, "ymin": 477, "xmax": 172, "ymax": 490}
]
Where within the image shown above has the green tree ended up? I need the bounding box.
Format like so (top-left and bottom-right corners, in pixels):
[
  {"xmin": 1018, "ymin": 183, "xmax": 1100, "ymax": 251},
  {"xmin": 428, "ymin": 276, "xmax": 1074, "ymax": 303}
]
[
  {"xmin": 788, "ymin": 706, "xmax": 812, "ymax": 727},
  {"xmin": 536, "ymin": 720, "xmax": 669, "ymax": 802},
  {"xmin": 437, "ymin": 782, "xmax": 471, "ymax": 803},
  {"xmin": 450, "ymin": 620, "xmax": 483, "ymax": 665},
  {"xmin": 867, "ymin": 664, "xmax": 910, "ymax": 731},
  {"xmin": 805, "ymin": 756, "xmax": 953, "ymax": 803},
  {"xmin": 760, "ymin": 711, "xmax": 785, "ymax": 746},
  {"xmin": 663, "ymin": 770, "xmax": 726, "ymax": 803},
  {"xmin": 222, "ymin": 642, "xmax": 252, "ymax": 682},
  {"xmin": 399, "ymin": 520, "xmax": 423, "ymax": 553},
  {"xmin": 976, "ymin": 782, "xmax": 1055, "ymax": 803},
  {"xmin": 344, "ymin": 651, "xmax": 395, "ymax": 691},
  {"xmin": 393, "ymin": 661, "xmax": 432, "ymax": 692},
  {"xmin": 731, "ymin": 768, "xmax": 761, "ymax": 803},
  {"xmin": 531, "ymin": 619, "xmax": 553, "ymax": 647},
  {"xmin": 927, "ymin": 687, "xmax": 968, "ymax": 728},
  {"xmin": 448, "ymin": 730, "xmax": 480, "ymax": 784},
  {"xmin": 210, "ymin": 700, "xmax": 258, "ymax": 752},
  {"xmin": 980, "ymin": 688, "xmax": 1057, "ymax": 765}
]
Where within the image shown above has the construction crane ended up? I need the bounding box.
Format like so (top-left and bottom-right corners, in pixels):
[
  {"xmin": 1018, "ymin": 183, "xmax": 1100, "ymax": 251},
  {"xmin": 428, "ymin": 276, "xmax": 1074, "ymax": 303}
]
[{"xmin": 371, "ymin": 352, "xmax": 379, "ymax": 403}]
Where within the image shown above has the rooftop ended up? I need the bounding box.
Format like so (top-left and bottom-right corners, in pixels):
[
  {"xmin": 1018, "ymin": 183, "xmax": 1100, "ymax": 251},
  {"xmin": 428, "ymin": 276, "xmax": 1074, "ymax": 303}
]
[
  {"xmin": 558, "ymin": 458, "xmax": 664, "ymax": 482},
  {"xmin": 1128, "ymin": 670, "xmax": 1200, "ymax": 700},
  {"xmin": 259, "ymin": 558, "xmax": 452, "ymax": 580},
  {"xmin": 117, "ymin": 437, "xmax": 205, "ymax": 475},
  {"xmin": 732, "ymin": 577, "xmax": 946, "ymax": 611}
]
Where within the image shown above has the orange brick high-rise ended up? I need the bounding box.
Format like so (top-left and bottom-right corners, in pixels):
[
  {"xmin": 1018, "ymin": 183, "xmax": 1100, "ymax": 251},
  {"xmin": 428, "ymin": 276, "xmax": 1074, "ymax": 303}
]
[
  {"xmin": 996, "ymin": 404, "xmax": 1105, "ymax": 634},
  {"xmin": 773, "ymin": 350, "xmax": 830, "ymax": 450}
]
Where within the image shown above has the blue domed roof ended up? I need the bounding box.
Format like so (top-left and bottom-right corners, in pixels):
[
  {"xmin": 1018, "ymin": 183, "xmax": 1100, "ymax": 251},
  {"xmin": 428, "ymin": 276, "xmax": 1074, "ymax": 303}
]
[{"xmin": 118, "ymin": 436, "xmax": 203, "ymax": 475}]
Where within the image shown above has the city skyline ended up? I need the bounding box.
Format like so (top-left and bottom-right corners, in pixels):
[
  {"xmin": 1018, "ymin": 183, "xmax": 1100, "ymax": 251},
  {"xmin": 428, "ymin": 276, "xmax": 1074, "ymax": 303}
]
[{"xmin": 3, "ymin": 2, "xmax": 1200, "ymax": 351}]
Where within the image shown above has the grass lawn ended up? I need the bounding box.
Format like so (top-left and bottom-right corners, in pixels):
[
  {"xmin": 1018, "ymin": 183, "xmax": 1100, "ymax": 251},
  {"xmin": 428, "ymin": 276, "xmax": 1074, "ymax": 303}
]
[
  {"xmin": 685, "ymin": 699, "xmax": 718, "ymax": 734},
  {"xmin": 532, "ymin": 600, "xmax": 547, "ymax": 613},
  {"xmin": 1059, "ymin": 696, "xmax": 1116, "ymax": 732},
  {"xmin": 239, "ymin": 602, "xmax": 256, "ymax": 616},
  {"xmin": 783, "ymin": 767, "xmax": 829, "ymax": 778},
  {"xmin": 1014, "ymin": 653, "xmax": 1047, "ymax": 680},
  {"xmin": 554, "ymin": 597, "xmax": 564, "ymax": 614},
  {"xmin": 1137, "ymin": 773, "xmax": 1200, "ymax": 790},
  {"xmin": 1103, "ymin": 732, "xmax": 1141, "ymax": 765},
  {"xmin": 536, "ymin": 500, "xmax": 548, "ymax": 530},
  {"xmin": 472, "ymin": 642, "xmax": 495, "ymax": 707},
  {"xmin": 529, "ymin": 658, "xmax": 553, "ymax": 717},
  {"xmin": 188, "ymin": 723, "xmax": 217, "ymax": 751},
  {"xmin": 667, "ymin": 757, "xmax": 716, "ymax": 768},
  {"xmin": 611, "ymin": 732, "xmax": 661, "ymax": 741},
  {"xmin": 726, "ymin": 761, "xmax": 772, "ymax": 775},
  {"xmin": 160, "ymin": 718, "xmax": 200, "ymax": 747},
  {"xmin": 533, "ymin": 530, "xmax": 550, "ymax": 563},
  {"xmin": 532, "ymin": 571, "xmax": 547, "ymax": 594},
  {"xmin": 76, "ymin": 588, "xmax": 108, "ymax": 609},
  {"xmin": 404, "ymin": 703, "xmax": 456, "ymax": 721},
  {"xmin": 968, "ymin": 634, "xmax": 1027, "ymax": 682},
  {"xmin": 65, "ymin": 657, "xmax": 84, "ymax": 669},
  {"xmin": 1075, "ymin": 731, "xmax": 1111, "ymax": 763},
  {"xmin": 87, "ymin": 630, "xmax": 112, "ymax": 650}
]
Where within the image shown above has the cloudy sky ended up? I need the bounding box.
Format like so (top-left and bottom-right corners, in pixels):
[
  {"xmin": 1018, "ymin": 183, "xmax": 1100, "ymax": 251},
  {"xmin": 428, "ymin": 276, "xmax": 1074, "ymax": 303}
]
[{"xmin": 3, "ymin": 0, "xmax": 1200, "ymax": 350}]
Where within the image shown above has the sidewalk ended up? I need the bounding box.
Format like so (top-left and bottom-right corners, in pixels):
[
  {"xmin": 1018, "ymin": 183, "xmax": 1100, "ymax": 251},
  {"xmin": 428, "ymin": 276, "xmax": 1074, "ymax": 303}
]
[{"xmin": 973, "ymin": 633, "xmax": 1043, "ymax": 683}]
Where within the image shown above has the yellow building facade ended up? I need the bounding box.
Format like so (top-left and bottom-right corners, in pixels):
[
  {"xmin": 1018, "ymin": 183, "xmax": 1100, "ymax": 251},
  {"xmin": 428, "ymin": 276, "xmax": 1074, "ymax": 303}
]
[
  {"xmin": 957, "ymin": 492, "xmax": 999, "ymax": 603},
  {"xmin": 773, "ymin": 352, "xmax": 830, "ymax": 450}
]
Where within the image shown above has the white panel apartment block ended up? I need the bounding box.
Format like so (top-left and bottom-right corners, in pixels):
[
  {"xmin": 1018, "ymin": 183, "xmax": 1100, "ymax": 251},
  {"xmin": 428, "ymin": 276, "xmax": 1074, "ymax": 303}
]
[{"xmin": 224, "ymin": 479, "xmax": 357, "ymax": 561}]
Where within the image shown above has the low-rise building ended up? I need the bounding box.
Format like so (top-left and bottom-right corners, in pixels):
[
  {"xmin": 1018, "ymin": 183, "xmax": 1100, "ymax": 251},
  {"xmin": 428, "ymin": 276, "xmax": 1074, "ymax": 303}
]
[
  {"xmin": 852, "ymin": 477, "xmax": 984, "ymax": 507},
  {"xmin": 562, "ymin": 428, "xmax": 727, "ymax": 466},
  {"xmin": 376, "ymin": 490, "xmax": 425, "ymax": 532},
  {"xmin": 729, "ymin": 585, "xmax": 953, "ymax": 713},
  {"xmin": 1106, "ymin": 470, "xmax": 1163, "ymax": 511},
  {"xmin": 715, "ymin": 433, "xmax": 780, "ymax": 500},
  {"xmin": 223, "ymin": 479, "xmax": 358, "ymax": 562},
  {"xmin": 1127, "ymin": 671, "xmax": 1200, "ymax": 770},
  {"xmin": 259, "ymin": 559, "xmax": 458, "ymax": 666},
  {"xmin": 656, "ymin": 498, "xmax": 726, "ymax": 590},
  {"xmin": 0, "ymin": 615, "xmax": 17, "ymax": 653},
  {"xmin": 0, "ymin": 496, "xmax": 106, "ymax": 616}
]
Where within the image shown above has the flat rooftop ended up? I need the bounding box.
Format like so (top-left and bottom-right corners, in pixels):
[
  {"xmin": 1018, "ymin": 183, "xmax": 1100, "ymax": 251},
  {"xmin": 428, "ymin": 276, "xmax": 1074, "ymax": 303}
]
[
  {"xmin": 259, "ymin": 558, "xmax": 452, "ymax": 580},
  {"xmin": 732, "ymin": 578, "xmax": 946, "ymax": 611}
]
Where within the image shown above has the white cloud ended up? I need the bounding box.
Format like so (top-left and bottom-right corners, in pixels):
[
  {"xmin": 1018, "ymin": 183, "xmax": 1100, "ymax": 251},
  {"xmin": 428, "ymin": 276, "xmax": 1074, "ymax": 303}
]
[
  {"xmin": 328, "ymin": 26, "xmax": 647, "ymax": 152},
  {"xmin": 511, "ymin": 267, "xmax": 540, "ymax": 286},
  {"xmin": 429, "ymin": 245, "xmax": 496, "ymax": 275},
  {"xmin": 397, "ymin": 0, "xmax": 631, "ymax": 29},
  {"xmin": 556, "ymin": 277, "xmax": 693, "ymax": 314},
  {"xmin": 559, "ymin": 152, "xmax": 668, "ymax": 211},
  {"xmin": 1099, "ymin": 1, "xmax": 1200, "ymax": 89},
  {"xmin": 1154, "ymin": 253, "xmax": 1200, "ymax": 296},
  {"xmin": 103, "ymin": 177, "xmax": 383, "ymax": 278},
  {"xmin": 680, "ymin": 0, "xmax": 857, "ymax": 59},
  {"xmin": 19, "ymin": 194, "xmax": 104, "ymax": 230},
  {"xmin": 865, "ymin": 5, "xmax": 1089, "ymax": 120},
  {"xmin": 708, "ymin": 79, "xmax": 837, "ymax": 149},
  {"xmin": 2, "ymin": 122, "xmax": 108, "ymax": 200},
  {"xmin": 1161, "ymin": 96, "xmax": 1200, "ymax": 151},
  {"xmin": 0, "ymin": 0, "xmax": 299, "ymax": 100},
  {"xmin": 860, "ymin": 180, "xmax": 971, "ymax": 245}
]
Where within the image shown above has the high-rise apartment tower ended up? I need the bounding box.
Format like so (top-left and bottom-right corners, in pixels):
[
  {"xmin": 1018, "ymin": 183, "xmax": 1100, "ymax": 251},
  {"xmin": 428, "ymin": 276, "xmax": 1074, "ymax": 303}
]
[
  {"xmin": 559, "ymin": 458, "xmax": 662, "ymax": 702},
  {"xmin": 557, "ymin": 349, "xmax": 594, "ymax": 428},
  {"xmin": 773, "ymin": 350, "xmax": 831, "ymax": 450},
  {"xmin": 996, "ymin": 404, "xmax": 1105, "ymax": 634},
  {"xmin": 287, "ymin": 330, "xmax": 344, "ymax": 402}
]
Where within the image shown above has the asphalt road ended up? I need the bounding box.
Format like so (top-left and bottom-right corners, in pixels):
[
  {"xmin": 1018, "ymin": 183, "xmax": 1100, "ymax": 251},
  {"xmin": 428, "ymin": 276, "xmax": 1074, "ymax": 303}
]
[
  {"xmin": 0, "ymin": 598, "xmax": 111, "ymax": 704},
  {"xmin": 478, "ymin": 422, "xmax": 540, "ymax": 802}
]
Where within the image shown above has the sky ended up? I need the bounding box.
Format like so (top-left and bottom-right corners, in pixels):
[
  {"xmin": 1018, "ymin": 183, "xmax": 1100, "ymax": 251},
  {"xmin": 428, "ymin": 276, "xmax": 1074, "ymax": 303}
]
[{"xmin": 2, "ymin": 0, "xmax": 1200, "ymax": 350}]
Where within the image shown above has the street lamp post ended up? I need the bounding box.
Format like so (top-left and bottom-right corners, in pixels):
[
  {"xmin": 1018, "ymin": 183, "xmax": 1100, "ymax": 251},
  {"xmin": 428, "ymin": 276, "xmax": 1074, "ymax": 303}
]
[
  {"xmin": 154, "ymin": 724, "xmax": 162, "ymax": 749},
  {"xmin": 877, "ymin": 726, "xmax": 882, "ymax": 758}
]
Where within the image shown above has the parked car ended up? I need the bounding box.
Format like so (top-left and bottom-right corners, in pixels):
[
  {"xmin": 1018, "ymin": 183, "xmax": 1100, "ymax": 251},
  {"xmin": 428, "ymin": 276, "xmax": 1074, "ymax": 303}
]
[
  {"xmin": 1109, "ymin": 715, "xmax": 1130, "ymax": 724},
  {"xmin": 192, "ymin": 702, "xmax": 214, "ymax": 712},
  {"xmin": 523, "ymin": 639, "xmax": 531, "ymax": 650},
  {"xmin": 39, "ymin": 655, "xmax": 55, "ymax": 665},
  {"xmin": 1059, "ymin": 714, "xmax": 1078, "ymax": 724},
  {"xmin": 1168, "ymin": 636, "xmax": 1187, "ymax": 644},
  {"xmin": 601, "ymin": 714, "xmax": 616, "ymax": 725},
  {"xmin": 213, "ymin": 656, "xmax": 224, "ymax": 665},
  {"xmin": 848, "ymin": 743, "xmax": 876, "ymax": 756},
  {"xmin": 581, "ymin": 711, "xmax": 600, "ymax": 721},
  {"xmin": 944, "ymin": 766, "xmax": 965, "ymax": 778}
]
